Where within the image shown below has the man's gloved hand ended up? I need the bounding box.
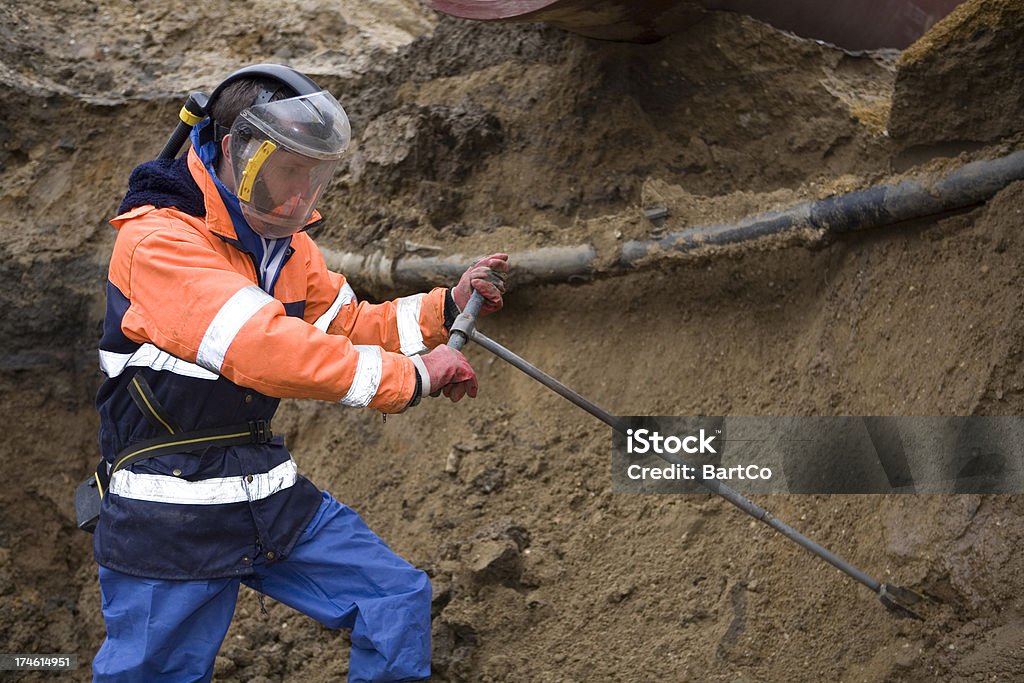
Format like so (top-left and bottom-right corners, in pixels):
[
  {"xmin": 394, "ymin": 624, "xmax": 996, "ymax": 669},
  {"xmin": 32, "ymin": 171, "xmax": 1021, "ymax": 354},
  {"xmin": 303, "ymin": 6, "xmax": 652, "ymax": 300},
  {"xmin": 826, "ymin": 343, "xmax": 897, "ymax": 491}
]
[
  {"xmin": 410, "ymin": 345, "xmax": 479, "ymax": 403},
  {"xmin": 452, "ymin": 253, "xmax": 509, "ymax": 316}
]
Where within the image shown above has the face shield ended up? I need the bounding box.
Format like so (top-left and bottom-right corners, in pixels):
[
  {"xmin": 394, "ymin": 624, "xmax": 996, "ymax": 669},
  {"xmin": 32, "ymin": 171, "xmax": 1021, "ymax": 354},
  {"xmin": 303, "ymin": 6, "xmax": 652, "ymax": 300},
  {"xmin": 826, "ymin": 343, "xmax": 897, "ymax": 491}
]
[{"xmin": 227, "ymin": 90, "xmax": 351, "ymax": 239}]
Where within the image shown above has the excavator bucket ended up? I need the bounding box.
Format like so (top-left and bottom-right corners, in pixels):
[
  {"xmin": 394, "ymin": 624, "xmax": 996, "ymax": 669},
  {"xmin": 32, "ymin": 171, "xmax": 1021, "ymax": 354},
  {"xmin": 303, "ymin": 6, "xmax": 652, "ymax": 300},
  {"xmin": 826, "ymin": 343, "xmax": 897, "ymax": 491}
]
[{"xmin": 426, "ymin": 0, "xmax": 966, "ymax": 49}]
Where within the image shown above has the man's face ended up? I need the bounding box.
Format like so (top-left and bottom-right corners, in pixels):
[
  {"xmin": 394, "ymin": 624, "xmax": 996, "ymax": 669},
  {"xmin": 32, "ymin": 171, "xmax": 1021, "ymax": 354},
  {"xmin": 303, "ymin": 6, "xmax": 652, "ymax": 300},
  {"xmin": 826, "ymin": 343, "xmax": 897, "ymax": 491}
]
[
  {"xmin": 220, "ymin": 134, "xmax": 337, "ymax": 239},
  {"xmin": 251, "ymin": 150, "xmax": 325, "ymax": 214}
]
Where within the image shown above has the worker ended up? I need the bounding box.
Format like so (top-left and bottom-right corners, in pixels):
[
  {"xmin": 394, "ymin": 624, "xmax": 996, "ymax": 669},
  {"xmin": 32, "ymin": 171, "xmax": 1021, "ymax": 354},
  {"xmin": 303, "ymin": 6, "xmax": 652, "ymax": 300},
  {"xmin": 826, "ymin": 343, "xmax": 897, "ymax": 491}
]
[{"xmin": 91, "ymin": 63, "xmax": 508, "ymax": 682}]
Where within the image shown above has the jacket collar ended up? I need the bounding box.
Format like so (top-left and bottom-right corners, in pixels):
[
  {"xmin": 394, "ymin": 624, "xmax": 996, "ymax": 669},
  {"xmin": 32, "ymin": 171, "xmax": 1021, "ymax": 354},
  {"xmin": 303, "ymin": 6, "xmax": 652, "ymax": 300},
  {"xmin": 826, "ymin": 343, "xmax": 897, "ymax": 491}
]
[{"xmin": 187, "ymin": 120, "xmax": 244, "ymax": 242}]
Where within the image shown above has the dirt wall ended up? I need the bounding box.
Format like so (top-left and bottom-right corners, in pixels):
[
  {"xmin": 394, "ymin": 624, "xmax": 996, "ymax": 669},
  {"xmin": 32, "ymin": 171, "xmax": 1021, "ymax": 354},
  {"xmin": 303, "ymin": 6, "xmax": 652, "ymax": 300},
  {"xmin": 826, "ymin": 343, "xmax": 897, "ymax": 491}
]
[
  {"xmin": 2, "ymin": 0, "xmax": 1023, "ymax": 681},
  {"xmin": 890, "ymin": 0, "xmax": 1024, "ymax": 150}
]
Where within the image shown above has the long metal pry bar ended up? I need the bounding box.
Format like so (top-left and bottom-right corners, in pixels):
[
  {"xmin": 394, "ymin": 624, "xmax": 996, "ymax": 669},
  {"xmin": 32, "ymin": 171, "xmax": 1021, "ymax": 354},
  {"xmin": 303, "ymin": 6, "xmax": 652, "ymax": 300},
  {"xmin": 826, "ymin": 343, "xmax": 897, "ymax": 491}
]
[{"xmin": 448, "ymin": 291, "xmax": 926, "ymax": 619}]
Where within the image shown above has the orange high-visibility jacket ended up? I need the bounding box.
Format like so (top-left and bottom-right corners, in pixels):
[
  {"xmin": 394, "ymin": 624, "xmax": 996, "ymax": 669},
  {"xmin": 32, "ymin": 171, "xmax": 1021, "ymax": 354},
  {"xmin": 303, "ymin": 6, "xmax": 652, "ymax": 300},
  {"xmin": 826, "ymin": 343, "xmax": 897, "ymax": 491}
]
[
  {"xmin": 93, "ymin": 145, "xmax": 450, "ymax": 579},
  {"xmin": 106, "ymin": 147, "xmax": 449, "ymax": 412}
]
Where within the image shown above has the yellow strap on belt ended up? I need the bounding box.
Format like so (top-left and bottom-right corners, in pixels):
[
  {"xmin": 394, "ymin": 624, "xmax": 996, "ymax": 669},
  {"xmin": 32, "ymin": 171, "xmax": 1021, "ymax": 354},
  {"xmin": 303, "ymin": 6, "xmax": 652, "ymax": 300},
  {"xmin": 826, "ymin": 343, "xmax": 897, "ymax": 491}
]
[
  {"xmin": 113, "ymin": 431, "xmax": 251, "ymax": 473},
  {"xmin": 131, "ymin": 376, "xmax": 176, "ymax": 434}
]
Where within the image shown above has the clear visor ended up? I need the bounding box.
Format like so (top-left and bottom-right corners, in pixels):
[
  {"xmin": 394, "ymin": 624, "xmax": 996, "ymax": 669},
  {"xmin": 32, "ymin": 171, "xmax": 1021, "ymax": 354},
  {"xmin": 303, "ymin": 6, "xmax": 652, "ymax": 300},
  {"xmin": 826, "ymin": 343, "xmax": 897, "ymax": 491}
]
[{"xmin": 228, "ymin": 91, "xmax": 351, "ymax": 237}]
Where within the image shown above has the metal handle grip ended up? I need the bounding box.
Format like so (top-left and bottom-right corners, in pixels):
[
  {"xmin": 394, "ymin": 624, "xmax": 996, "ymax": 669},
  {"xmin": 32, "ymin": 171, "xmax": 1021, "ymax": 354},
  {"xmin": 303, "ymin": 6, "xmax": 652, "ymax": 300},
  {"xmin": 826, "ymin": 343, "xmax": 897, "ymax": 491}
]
[{"xmin": 447, "ymin": 290, "xmax": 485, "ymax": 351}]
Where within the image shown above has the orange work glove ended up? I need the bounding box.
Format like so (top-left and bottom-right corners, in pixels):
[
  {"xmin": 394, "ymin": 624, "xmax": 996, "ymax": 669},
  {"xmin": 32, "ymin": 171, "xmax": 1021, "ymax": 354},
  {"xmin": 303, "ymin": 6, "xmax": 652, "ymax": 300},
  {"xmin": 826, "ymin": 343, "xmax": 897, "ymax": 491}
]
[{"xmin": 451, "ymin": 253, "xmax": 509, "ymax": 317}]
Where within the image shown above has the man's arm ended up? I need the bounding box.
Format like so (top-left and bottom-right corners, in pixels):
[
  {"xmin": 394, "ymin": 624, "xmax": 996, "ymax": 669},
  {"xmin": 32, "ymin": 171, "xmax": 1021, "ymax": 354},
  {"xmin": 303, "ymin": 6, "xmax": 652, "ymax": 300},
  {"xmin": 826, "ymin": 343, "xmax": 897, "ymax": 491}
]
[
  {"xmin": 302, "ymin": 240, "xmax": 450, "ymax": 355},
  {"xmin": 115, "ymin": 225, "xmax": 417, "ymax": 412}
]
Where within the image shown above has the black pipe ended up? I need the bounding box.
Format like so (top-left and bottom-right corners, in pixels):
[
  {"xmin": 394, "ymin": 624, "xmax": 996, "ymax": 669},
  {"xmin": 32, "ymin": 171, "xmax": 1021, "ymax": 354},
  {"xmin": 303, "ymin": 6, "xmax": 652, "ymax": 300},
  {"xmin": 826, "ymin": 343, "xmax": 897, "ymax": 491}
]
[
  {"xmin": 620, "ymin": 150, "xmax": 1024, "ymax": 265},
  {"xmin": 323, "ymin": 150, "xmax": 1024, "ymax": 292}
]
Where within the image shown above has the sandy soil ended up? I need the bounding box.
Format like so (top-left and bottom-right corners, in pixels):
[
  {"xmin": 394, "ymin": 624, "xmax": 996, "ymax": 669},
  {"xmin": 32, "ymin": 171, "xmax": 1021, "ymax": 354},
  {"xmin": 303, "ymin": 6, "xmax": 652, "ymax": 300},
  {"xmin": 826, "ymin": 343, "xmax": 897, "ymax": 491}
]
[{"xmin": 2, "ymin": 0, "xmax": 1023, "ymax": 680}]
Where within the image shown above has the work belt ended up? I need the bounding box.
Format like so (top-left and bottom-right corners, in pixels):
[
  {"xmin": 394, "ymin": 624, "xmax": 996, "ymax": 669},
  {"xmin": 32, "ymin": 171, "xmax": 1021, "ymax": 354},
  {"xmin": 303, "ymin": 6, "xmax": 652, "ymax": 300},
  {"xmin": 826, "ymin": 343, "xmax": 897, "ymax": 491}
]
[{"xmin": 75, "ymin": 374, "xmax": 273, "ymax": 533}]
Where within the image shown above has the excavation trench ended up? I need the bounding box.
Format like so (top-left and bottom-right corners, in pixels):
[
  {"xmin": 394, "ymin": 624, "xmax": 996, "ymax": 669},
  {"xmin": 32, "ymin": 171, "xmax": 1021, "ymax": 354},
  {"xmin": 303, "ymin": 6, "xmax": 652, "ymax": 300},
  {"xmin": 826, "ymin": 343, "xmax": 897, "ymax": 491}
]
[{"xmin": 2, "ymin": 1, "xmax": 1024, "ymax": 681}]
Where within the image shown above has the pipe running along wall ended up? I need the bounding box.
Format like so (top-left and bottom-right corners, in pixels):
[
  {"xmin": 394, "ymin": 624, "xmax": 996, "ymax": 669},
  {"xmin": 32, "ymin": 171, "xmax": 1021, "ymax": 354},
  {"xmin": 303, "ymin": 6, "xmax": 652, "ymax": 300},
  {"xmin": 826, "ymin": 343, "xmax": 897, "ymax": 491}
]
[{"xmin": 322, "ymin": 150, "xmax": 1024, "ymax": 294}]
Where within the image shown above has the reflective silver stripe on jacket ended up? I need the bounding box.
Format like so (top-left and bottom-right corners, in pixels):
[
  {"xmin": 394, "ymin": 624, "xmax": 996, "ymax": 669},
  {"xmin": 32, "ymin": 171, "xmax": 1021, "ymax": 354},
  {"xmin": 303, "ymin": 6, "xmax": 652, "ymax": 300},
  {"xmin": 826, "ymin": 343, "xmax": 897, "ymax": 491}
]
[
  {"xmin": 341, "ymin": 345, "xmax": 382, "ymax": 407},
  {"xmin": 314, "ymin": 282, "xmax": 356, "ymax": 332},
  {"xmin": 396, "ymin": 293, "xmax": 427, "ymax": 356},
  {"xmin": 196, "ymin": 285, "xmax": 275, "ymax": 372},
  {"xmin": 99, "ymin": 344, "xmax": 219, "ymax": 380},
  {"xmin": 108, "ymin": 459, "xmax": 298, "ymax": 505}
]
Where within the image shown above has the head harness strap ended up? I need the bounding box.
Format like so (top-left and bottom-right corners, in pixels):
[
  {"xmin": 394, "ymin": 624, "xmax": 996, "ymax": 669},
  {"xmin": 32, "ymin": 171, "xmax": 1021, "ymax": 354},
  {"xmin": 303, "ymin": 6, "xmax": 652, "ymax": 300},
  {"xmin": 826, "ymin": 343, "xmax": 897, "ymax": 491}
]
[
  {"xmin": 208, "ymin": 64, "xmax": 322, "ymax": 106},
  {"xmin": 208, "ymin": 64, "xmax": 325, "ymax": 142}
]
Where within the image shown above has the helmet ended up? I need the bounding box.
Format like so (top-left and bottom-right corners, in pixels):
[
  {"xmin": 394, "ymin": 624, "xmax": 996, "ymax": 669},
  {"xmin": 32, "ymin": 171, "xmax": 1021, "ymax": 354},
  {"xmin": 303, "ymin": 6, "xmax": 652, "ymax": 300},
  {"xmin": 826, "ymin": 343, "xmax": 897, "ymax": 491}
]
[{"xmin": 210, "ymin": 65, "xmax": 351, "ymax": 238}]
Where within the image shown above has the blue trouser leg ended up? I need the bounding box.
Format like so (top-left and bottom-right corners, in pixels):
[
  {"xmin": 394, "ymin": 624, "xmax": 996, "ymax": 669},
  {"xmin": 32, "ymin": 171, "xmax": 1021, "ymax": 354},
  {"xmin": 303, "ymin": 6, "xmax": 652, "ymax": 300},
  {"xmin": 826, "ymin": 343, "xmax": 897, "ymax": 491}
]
[
  {"xmin": 245, "ymin": 491, "xmax": 431, "ymax": 682},
  {"xmin": 93, "ymin": 567, "xmax": 239, "ymax": 682}
]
